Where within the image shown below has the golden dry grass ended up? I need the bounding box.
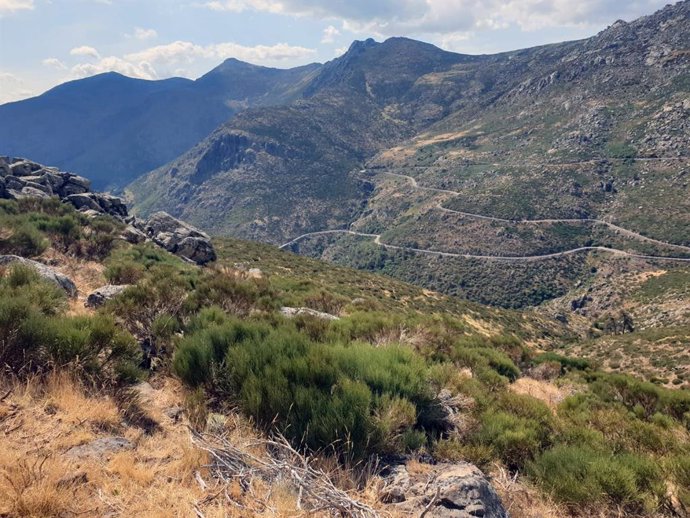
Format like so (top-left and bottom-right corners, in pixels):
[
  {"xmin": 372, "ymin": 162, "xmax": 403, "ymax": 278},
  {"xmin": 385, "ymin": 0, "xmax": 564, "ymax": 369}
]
[
  {"xmin": 510, "ymin": 377, "xmax": 575, "ymax": 411},
  {"xmin": 0, "ymin": 373, "xmax": 319, "ymax": 517}
]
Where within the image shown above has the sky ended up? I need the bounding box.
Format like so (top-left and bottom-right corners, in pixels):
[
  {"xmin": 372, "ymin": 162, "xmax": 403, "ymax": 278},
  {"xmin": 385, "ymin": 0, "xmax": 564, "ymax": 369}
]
[{"xmin": 0, "ymin": 0, "xmax": 672, "ymax": 104}]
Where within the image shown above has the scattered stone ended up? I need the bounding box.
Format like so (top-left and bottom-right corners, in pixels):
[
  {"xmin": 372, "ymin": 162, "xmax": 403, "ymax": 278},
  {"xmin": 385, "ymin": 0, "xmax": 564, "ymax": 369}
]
[
  {"xmin": 379, "ymin": 462, "xmax": 508, "ymax": 518},
  {"xmin": 280, "ymin": 306, "xmax": 340, "ymax": 321},
  {"xmin": 0, "ymin": 255, "xmax": 77, "ymax": 297},
  {"xmin": 164, "ymin": 406, "xmax": 184, "ymax": 422},
  {"xmin": 57, "ymin": 471, "xmax": 88, "ymax": 489},
  {"xmin": 85, "ymin": 285, "xmax": 131, "ymax": 308},
  {"xmin": 247, "ymin": 268, "xmax": 263, "ymax": 279},
  {"xmin": 379, "ymin": 465, "xmax": 410, "ymax": 503},
  {"xmin": 66, "ymin": 437, "xmax": 133, "ymax": 459}
]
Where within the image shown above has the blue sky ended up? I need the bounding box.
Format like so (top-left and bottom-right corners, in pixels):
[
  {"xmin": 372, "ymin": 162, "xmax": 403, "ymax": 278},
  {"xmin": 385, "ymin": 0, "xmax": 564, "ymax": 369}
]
[{"xmin": 0, "ymin": 0, "xmax": 671, "ymax": 103}]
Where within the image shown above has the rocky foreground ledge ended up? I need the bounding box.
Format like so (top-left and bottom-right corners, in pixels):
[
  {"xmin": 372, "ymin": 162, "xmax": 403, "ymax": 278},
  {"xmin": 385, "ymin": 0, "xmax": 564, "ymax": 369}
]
[{"xmin": 0, "ymin": 156, "xmax": 216, "ymax": 265}]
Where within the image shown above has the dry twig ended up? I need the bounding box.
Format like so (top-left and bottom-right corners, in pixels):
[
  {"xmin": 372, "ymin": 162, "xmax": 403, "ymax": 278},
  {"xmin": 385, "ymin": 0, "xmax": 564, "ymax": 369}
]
[{"xmin": 190, "ymin": 429, "xmax": 379, "ymax": 518}]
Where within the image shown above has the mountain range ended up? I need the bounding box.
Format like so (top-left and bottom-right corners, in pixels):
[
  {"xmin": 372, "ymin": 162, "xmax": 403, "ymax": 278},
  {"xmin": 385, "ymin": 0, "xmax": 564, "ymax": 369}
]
[
  {"xmin": 1, "ymin": 0, "xmax": 689, "ymax": 311},
  {"xmin": 0, "ymin": 60, "xmax": 320, "ymax": 189}
]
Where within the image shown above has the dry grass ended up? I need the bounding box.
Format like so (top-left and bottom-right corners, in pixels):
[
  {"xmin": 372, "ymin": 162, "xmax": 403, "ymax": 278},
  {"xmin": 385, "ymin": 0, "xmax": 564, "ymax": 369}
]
[
  {"xmin": 39, "ymin": 248, "xmax": 106, "ymax": 315},
  {"xmin": 510, "ymin": 377, "xmax": 575, "ymax": 411},
  {"xmin": 0, "ymin": 372, "xmax": 321, "ymax": 517},
  {"xmin": 490, "ymin": 464, "xmax": 567, "ymax": 518}
]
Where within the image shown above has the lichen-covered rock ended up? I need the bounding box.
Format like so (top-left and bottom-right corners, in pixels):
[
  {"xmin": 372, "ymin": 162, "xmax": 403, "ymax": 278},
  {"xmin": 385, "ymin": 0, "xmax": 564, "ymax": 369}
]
[
  {"xmin": 379, "ymin": 462, "xmax": 508, "ymax": 518},
  {"xmin": 0, "ymin": 255, "xmax": 77, "ymax": 297},
  {"xmin": 66, "ymin": 437, "xmax": 133, "ymax": 459},
  {"xmin": 141, "ymin": 211, "xmax": 216, "ymax": 265}
]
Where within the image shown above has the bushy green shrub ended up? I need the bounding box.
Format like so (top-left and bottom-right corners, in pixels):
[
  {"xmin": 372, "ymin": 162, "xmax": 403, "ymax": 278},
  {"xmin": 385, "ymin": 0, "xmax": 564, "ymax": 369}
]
[
  {"xmin": 189, "ymin": 270, "xmax": 276, "ymax": 316},
  {"xmin": 0, "ymin": 222, "xmax": 48, "ymax": 257},
  {"xmin": 173, "ymin": 318, "xmax": 436, "ymax": 458},
  {"xmin": 533, "ymin": 352, "xmax": 591, "ymax": 373},
  {"xmin": 587, "ymin": 372, "xmax": 690, "ymax": 421},
  {"xmin": 529, "ymin": 446, "xmax": 664, "ymax": 512},
  {"xmin": 452, "ymin": 339, "xmax": 520, "ymax": 384},
  {"xmin": 0, "ymin": 266, "xmax": 141, "ymax": 384}
]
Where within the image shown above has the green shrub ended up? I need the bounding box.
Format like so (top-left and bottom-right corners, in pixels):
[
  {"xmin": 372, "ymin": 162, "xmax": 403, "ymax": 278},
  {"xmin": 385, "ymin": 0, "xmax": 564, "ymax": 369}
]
[
  {"xmin": 452, "ymin": 342, "xmax": 520, "ymax": 383},
  {"xmin": 533, "ymin": 352, "xmax": 591, "ymax": 373},
  {"xmin": 0, "ymin": 222, "xmax": 48, "ymax": 257},
  {"xmin": 673, "ymin": 455, "xmax": 690, "ymax": 508},
  {"xmin": 0, "ymin": 268, "xmax": 141, "ymax": 384},
  {"xmin": 173, "ymin": 319, "xmax": 436, "ymax": 458},
  {"xmin": 529, "ymin": 446, "xmax": 664, "ymax": 512}
]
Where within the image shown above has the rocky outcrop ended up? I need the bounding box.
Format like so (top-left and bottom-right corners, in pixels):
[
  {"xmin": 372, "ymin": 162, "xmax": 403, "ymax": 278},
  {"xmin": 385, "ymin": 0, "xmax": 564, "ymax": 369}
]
[
  {"xmin": 379, "ymin": 462, "xmax": 508, "ymax": 518},
  {"xmin": 85, "ymin": 285, "xmax": 131, "ymax": 308},
  {"xmin": 0, "ymin": 255, "xmax": 77, "ymax": 297},
  {"xmin": 0, "ymin": 156, "xmax": 124, "ymax": 219},
  {"xmin": 1, "ymin": 156, "xmax": 217, "ymax": 266},
  {"xmin": 135, "ymin": 211, "xmax": 216, "ymax": 265}
]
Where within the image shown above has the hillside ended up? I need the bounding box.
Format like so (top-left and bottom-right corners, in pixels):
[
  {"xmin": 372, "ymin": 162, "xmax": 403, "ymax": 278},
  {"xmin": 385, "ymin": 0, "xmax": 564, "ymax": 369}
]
[
  {"xmin": 0, "ymin": 61, "xmax": 320, "ymax": 189},
  {"xmin": 126, "ymin": 3, "xmax": 690, "ymax": 311},
  {"xmin": 2, "ymin": 159, "xmax": 690, "ymax": 517}
]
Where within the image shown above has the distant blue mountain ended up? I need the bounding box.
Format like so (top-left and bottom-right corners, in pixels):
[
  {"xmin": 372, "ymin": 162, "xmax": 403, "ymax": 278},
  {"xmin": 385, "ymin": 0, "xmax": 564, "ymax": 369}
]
[{"xmin": 0, "ymin": 61, "xmax": 320, "ymax": 189}]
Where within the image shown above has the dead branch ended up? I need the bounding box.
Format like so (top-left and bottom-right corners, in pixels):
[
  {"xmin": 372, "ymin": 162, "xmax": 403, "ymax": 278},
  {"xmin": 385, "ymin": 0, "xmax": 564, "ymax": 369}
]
[
  {"xmin": 190, "ymin": 429, "xmax": 380, "ymax": 518},
  {"xmin": 419, "ymin": 487, "xmax": 441, "ymax": 518}
]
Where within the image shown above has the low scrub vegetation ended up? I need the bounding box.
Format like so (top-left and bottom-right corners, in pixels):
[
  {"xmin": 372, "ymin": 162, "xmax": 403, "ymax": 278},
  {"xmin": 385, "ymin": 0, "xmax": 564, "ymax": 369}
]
[
  {"xmin": 0, "ymin": 265, "xmax": 141, "ymax": 384},
  {"xmin": 2, "ymin": 201, "xmax": 689, "ymax": 518}
]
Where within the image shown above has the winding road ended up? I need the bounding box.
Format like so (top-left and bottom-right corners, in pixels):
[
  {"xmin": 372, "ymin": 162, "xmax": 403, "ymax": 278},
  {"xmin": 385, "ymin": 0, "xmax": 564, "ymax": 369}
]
[
  {"xmin": 279, "ymin": 229, "xmax": 690, "ymax": 262},
  {"xmin": 383, "ymin": 172, "xmax": 690, "ymax": 254},
  {"xmin": 279, "ymin": 169, "xmax": 690, "ymax": 263}
]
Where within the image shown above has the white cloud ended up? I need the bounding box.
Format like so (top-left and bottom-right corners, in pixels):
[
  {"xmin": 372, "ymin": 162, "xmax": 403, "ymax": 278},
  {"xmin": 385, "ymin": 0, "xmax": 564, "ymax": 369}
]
[
  {"xmin": 0, "ymin": 0, "xmax": 33, "ymax": 15},
  {"xmin": 42, "ymin": 57, "xmax": 67, "ymax": 70},
  {"xmin": 201, "ymin": 0, "xmax": 668, "ymax": 37},
  {"xmin": 63, "ymin": 40, "xmax": 316, "ymax": 83},
  {"xmin": 70, "ymin": 56, "xmax": 157, "ymax": 80},
  {"xmin": 70, "ymin": 46, "xmax": 101, "ymax": 59},
  {"xmin": 321, "ymin": 25, "xmax": 340, "ymax": 43},
  {"xmin": 0, "ymin": 72, "xmax": 35, "ymax": 103},
  {"xmin": 127, "ymin": 27, "xmax": 158, "ymax": 40},
  {"xmin": 124, "ymin": 40, "xmax": 316, "ymax": 68}
]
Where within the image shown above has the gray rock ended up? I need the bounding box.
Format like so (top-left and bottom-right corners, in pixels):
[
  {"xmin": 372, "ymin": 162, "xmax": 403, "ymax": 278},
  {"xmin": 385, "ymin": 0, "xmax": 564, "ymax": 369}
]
[
  {"xmin": 66, "ymin": 193, "xmax": 103, "ymax": 212},
  {"xmin": 143, "ymin": 211, "xmax": 216, "ymax": 265},
  {"xmin": 176, "ymin": 236, "xmax": 216, "ymax": 265},
  {"xmin": 65, "ymin": 437, "xmax": 133, "ymax": 459},
  {"xmin": 380, "ymin": 463, "xmax": 508, "ymax": 518},
  {"xmin": 17, "ymin": 186, "xmax": 52, "ymax": 199},
  {"xmin": 85, "ymin": 285, "xmax": 131, "ymax": 308},
  {"xmin": 65, "ymin": 192, "xmax": 128, "ymax": 218},
  {"xmin": 121, "ymin": 225, "xmax": 147, "ymax": 244},
  {"xmin": 280, "ymin": 306, "xmax": 340, "ymax": 321},
  {"xmin": 9, "ymin": 160, "xmax": 42, "ymax": 177},
  {"xmin": 4, "ymin": 175, "xmax": 26, "ymax": 191},
  {"xmin": 0, "ymin": 157, "xmax": 10, "ymax": 177},
  {"xmin": 379, "ymin": 465, "xmax": 410, "ymax": 503},
  {"xmin": 0, "ymin": 255, "xmax": 77, "ymax": 297},
  {"xmin": 56, "ymin": 175, "xmax": 91, "ymax": 197}
]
